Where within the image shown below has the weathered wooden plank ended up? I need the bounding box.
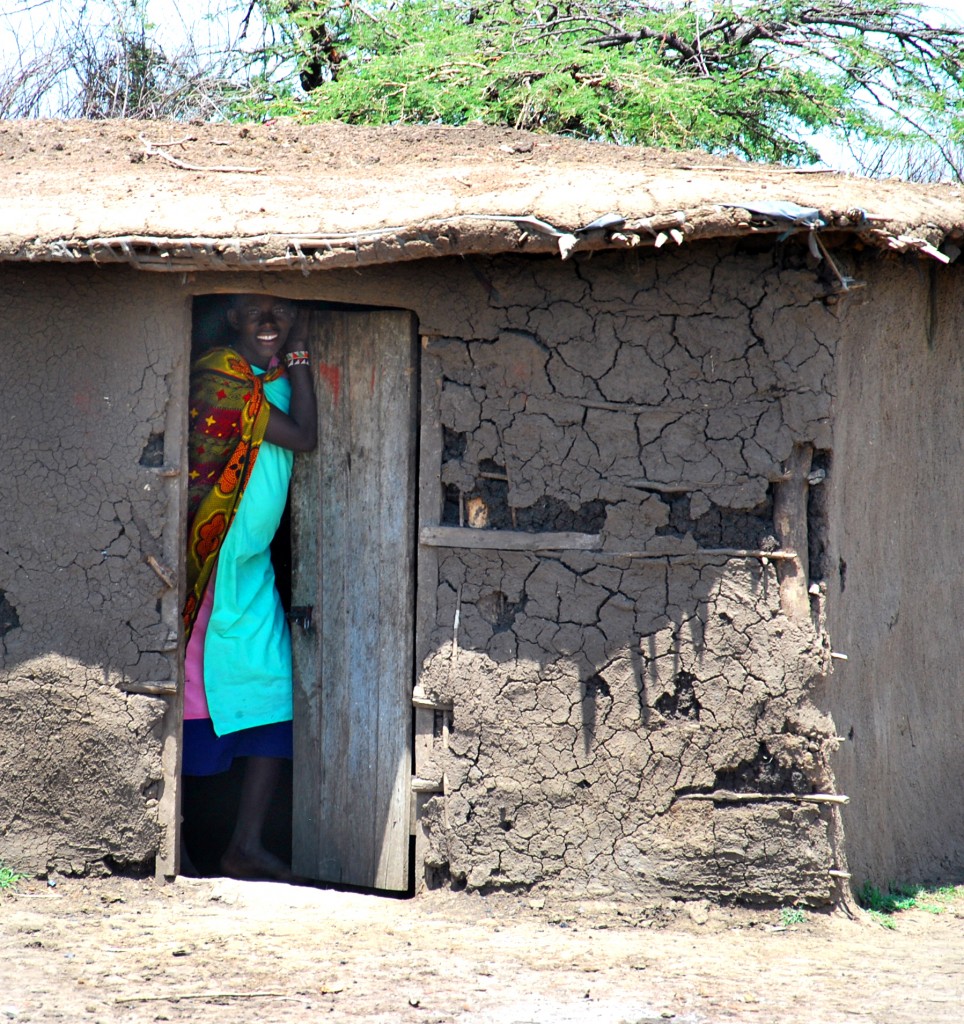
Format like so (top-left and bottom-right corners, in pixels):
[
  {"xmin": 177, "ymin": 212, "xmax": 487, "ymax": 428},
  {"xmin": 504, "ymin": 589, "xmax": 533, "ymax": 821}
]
[
  {"xmin": 413, "ymin": 347, "xmax": 443, "ymax": 889},
  {"xmin": 773, "ymin": 443, "xmax": 813, "ymax": 621},
  {"xmin": 419, "ymin": 526, "xmax": 601, "ymax": 551},
  {"xmin": 159, "ymin": 299, "xmax": 192, "ymax": 881},
  {"xmin": 414, "ymin": 347, "xmax": 443, "ymax": 672},
  {"xmin": 420, "ymin": 526, "xmax": 798, "ymax": 562},
  {"xmin": 412, "ymin": 708, "xmax": 435, "ymax": 839},
  {"xmin": 318, "ymin": 315, "xmax": 355, "ymax": 849},
  {"xmin": 368, "ymin": 312, "xmax": 417, "ymax": 889},
  {"xmin": 676, "ymin": 791, "xmax": 849, "ymax": 806},
  {"xmin": 606, "ymin": 548, "xmax": 799, "ymax": 561},
  {"xmin": 290, "ymin": 311, "xmax": 324, "ymax": 872},
  {"xmin": 292, "ymin": 309, "xmax": 416, "ymax": 891}
]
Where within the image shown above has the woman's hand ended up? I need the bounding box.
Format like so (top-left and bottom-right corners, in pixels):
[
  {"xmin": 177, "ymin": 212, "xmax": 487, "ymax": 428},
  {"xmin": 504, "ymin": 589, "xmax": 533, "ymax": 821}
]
[
  {"xmin": 283, "ymin": 307, "xmax": 310, "ymax": 356},
  {"xmin": 264, "ymin": 305, "xmax": 317, "ymax": 453}
]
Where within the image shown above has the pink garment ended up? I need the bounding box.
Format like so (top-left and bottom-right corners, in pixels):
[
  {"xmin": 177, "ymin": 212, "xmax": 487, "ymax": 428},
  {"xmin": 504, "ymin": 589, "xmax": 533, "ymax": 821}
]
[{"xmin": 183, "ymin": 566, "xmax": 215, "ymax": 720}]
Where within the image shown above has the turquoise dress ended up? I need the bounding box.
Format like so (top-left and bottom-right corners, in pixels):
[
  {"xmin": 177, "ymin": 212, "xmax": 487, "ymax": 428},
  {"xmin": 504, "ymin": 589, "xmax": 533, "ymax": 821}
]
[{"xmin": 202, "ymin": 370, "xmax": 294, "ymax": 736}]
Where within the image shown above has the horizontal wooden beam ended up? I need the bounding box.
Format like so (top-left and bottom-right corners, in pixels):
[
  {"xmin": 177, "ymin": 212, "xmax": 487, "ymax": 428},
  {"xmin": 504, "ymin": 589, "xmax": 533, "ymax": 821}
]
[
  {"xmin": 611, "ymin": 547, "xmax": 799, "ymax": 561},
  {"xmin": 419, "ymin": 526, "xmax": 797, "ymax": 562},
  {"xmin": 420, "ymin": 526, "xmax": 600, "ymax": 551},
  {"xmin": 412, "ymin": 693, "xmax": 453, "ymax": 712},
  {"xmin": 119, "ymin": 680, "xmax": 177, "ymax": 696},
  {"xmin": 676, "ymin": 791, "xmax": 849, "ymax": 806},
  {"xmin": 411, "ymin": 777, "xmax": 444, "ymax": 794}
]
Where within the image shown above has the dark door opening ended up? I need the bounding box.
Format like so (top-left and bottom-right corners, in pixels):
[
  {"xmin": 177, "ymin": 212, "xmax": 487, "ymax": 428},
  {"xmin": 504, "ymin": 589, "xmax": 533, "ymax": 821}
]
[
  {"xmin": 181, "ymin": 296, "xmax": 418, "ymax": 889},
  {"xmin": 180, "ymin": 295, "xmax": 296, "ymax": 875}
]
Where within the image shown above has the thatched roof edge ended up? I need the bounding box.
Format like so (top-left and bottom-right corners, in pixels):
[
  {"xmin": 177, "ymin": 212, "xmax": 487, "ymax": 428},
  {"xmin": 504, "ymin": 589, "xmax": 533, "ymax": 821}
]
[
  {"xmin": 0, "ymin": 209, "xmax": 954, "ymax": 274},
  {"xmin": 1, "ymin": 119, "xmax": 963, "ymax": 273}
]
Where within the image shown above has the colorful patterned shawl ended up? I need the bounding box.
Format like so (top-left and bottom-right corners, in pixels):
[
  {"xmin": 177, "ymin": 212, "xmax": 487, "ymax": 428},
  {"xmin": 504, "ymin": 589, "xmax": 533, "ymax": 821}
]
[{"xmin": 183, "ymin": 347, "xmax": 284, "ymax": 638}]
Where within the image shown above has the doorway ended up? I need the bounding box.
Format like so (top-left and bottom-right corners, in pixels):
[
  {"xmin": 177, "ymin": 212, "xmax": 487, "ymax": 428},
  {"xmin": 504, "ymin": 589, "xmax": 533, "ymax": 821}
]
[{"xmin": 182, "ymin": 297, "xmax": 418, "ymax": 890}]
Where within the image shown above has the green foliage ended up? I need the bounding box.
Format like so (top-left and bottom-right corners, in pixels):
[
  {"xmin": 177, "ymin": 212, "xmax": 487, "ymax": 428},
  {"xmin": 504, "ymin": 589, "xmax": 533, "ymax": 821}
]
[
  {"xmin": 856, "ymin": 881, "xmax": 964, "ymax": 929},
  {"xmin": 780, "ymin": 906, "xmax": 807, "ymax": 927},
  {"xmin": 230, "ymin": 0, "xmax": 964, "ymax": 170},
  {"xmin": 0, "ymin": 863, "xmax": 25, "ymax": 891}
]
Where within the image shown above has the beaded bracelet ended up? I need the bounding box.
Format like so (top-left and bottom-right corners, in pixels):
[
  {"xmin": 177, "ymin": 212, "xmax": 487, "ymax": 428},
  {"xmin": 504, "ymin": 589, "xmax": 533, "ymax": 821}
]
[{"xmin": 284, "ymin": 350, "xmax": 310, "ymax": 368}]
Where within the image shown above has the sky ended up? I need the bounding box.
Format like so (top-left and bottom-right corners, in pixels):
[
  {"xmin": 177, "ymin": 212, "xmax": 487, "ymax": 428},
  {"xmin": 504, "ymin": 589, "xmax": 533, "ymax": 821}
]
[
  {"xmin": 0, "ymin": 0, "xmax": 255, "ymax": 63},
  {"xmin": 0, "ymin": 0, "xmax": 268, "ymax": 120}
]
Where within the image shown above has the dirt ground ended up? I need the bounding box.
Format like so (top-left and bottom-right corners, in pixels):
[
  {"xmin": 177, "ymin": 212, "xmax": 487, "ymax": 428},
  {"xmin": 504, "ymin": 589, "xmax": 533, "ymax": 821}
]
[{"xmin": 1, "ymin": 875, "xmax": 962, "ymax": 1024}]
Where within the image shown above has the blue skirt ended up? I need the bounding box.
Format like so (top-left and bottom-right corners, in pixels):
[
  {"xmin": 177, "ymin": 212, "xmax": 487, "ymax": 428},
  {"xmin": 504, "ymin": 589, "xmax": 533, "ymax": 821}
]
[{"xmin": 182, "ymin": 718, "xmax": 293, "ymax": 777}]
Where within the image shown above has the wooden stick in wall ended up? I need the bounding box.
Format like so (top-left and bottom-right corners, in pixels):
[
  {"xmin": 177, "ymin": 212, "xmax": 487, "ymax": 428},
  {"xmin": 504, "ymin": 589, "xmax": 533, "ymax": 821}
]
[
  {"xmin": 772, "ymin": 443, "xmax": 814, "ymax": 621},
  {"xmin": 676, "ymin": 791, "xmax": 849, "ymax": 806}
]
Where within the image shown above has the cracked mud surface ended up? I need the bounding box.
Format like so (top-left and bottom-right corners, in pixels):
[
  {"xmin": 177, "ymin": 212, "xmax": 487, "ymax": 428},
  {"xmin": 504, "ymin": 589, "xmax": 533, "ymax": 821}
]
[
  {"xmin": 1, "ymin": 876, "xmax": 962, "ymax": 1024},
  {"xmin": 0, "ymin": 268, "xmax": 183, "ymax": 877},
  {"xmin": 415, "ymin": 247, "xmax": 841, "ymax": 902}
]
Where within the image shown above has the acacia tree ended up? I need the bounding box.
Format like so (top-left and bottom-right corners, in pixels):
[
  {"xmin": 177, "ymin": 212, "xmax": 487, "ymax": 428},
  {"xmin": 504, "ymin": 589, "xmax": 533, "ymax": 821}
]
[
  {"xmin": 234, "ymin": 0, "xmax": 964, "ymax": 173},
  {"xmin": 4, "ymin": 1, "xmax": 964, "ymax": 176}
]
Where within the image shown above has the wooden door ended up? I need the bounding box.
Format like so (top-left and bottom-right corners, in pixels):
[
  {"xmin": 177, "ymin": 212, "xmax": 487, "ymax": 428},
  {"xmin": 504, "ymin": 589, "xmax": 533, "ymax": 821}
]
[{"xmin": 290, "ymin": 309, "xmax": 417, "ymax": 891}]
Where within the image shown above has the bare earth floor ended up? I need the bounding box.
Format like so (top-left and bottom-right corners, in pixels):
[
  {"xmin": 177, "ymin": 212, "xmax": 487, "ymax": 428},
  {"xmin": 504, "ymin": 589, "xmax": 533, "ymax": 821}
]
[{"xmin": 1, "ymin": 876, "xmax": 962, "ymax": 1024}]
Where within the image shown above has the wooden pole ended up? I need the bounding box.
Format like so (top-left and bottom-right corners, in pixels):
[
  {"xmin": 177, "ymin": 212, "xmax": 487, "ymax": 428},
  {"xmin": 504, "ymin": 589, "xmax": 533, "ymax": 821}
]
[{"xmin": 772, "ymin": 443, "xmax": 813, "ymax": 621}]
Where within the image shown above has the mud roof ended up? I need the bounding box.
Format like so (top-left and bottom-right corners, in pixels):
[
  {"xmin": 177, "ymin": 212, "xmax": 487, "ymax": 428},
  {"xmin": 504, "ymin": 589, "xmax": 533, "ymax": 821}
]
[{"xmin": 3, "ymin": 118, "xmax": 964, "ymax": 273}]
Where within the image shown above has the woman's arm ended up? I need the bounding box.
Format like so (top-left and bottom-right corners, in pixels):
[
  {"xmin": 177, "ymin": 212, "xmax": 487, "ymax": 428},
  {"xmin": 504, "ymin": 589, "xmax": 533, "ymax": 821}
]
[{"xmin": 264, "ymin": 308, "xmax": 318, "ymax": 452}]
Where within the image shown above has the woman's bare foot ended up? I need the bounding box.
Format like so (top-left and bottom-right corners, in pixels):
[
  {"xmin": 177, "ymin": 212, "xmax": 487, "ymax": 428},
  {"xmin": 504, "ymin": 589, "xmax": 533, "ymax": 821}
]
[
  {"xmin": 219, "ymin": 757, "xmax": 308, "ymax": 883},
  {"xmin": 220, "ymin": 842, "xmax": 296, "ymax": 882}
]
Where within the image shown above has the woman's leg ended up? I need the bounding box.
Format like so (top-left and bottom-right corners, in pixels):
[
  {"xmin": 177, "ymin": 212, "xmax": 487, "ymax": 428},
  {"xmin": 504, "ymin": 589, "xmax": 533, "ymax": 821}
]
[{"xmin": 220, "ymin": 756, "xmax": 294, "ymax": 881}]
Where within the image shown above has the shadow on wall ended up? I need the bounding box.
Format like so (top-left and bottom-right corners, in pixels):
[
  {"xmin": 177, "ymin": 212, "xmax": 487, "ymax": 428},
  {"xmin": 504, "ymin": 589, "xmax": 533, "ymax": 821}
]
[{"xmin": 414, "ymin": 246, "xmax": 837, "ymax": 902}]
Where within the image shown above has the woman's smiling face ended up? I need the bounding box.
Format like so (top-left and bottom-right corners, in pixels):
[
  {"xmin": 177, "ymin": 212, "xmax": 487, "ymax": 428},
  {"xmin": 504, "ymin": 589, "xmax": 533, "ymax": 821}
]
[{"xmin": 227, "ymin": 294, "xmax": 296, "ymax": 369}]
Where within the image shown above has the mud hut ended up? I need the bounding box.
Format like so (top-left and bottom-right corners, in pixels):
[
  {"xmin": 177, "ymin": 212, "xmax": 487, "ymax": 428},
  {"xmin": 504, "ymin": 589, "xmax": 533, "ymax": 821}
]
[{"xmin": 0, "ymin": 119, "xmax": 961, "ymax": 905}]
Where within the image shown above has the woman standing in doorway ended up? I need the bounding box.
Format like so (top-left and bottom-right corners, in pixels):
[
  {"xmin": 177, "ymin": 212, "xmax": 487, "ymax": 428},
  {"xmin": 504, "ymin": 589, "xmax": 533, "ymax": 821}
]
[{"xmin": 182, "ymin": 294, "xmax": 316, "ymax": 880}]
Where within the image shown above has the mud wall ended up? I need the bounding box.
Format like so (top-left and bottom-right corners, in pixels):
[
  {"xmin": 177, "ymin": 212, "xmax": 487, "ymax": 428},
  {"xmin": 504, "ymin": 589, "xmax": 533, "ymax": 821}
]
[
  {"xmin": 3, "ymin": 240, "xmax": 949, "ymax": 900},
  {"xmin": 0, "ymin": 264, "xmax": 187, "ymax": 875},
  {"xmin": 824, "ymin": 260, "xmax": 964, "ymax": 888},
  {"xmin": 395, "ymin": 245, "xmax": 843, "ymax": 904}
]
